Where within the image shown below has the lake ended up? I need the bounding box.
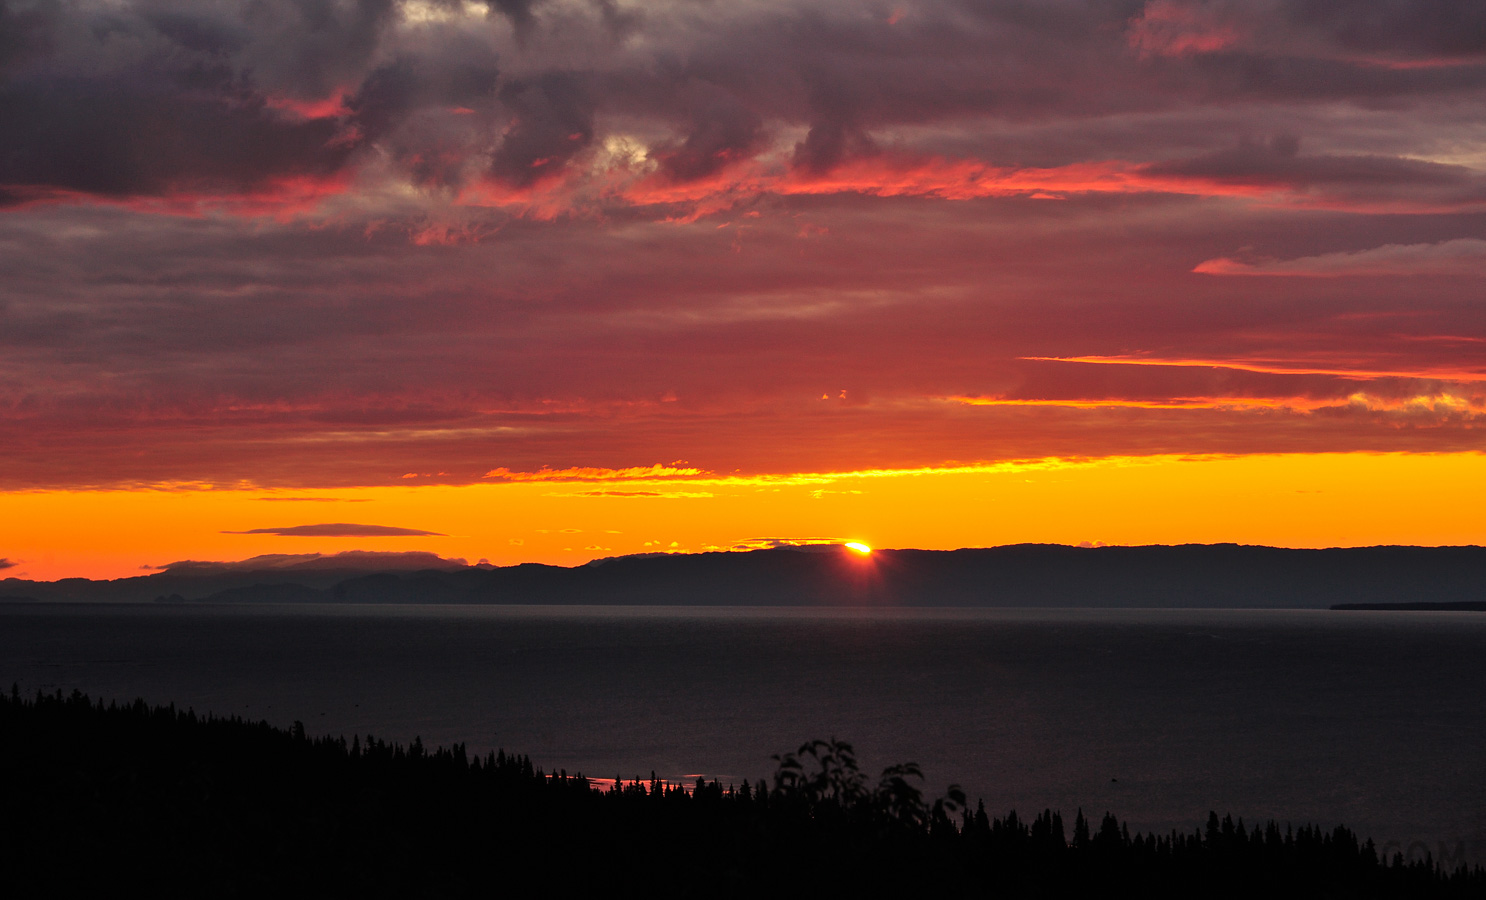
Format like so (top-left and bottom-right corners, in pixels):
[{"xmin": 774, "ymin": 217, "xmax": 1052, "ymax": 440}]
[{"xmin": 2, "ymin": 603, "xmax": 1481, "ymax": 865}]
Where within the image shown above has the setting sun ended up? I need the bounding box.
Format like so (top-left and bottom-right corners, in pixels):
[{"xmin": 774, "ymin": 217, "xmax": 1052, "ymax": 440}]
[{"xmin": 844, "ymin": 542, "xmax": 873, "ymax": 554}]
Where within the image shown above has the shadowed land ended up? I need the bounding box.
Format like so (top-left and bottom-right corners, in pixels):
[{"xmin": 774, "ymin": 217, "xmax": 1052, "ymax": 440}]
[
  {"xmin": 5, "ymin": 544, "xmax": 1486, "ymax": 608},
  {"xmin": 1331, "ymin": 602, "xmax": 1486, "ymax": 611},
  {"xmin": 2, "ymin": 689, "xmax": 1480, "ymax": 898}
]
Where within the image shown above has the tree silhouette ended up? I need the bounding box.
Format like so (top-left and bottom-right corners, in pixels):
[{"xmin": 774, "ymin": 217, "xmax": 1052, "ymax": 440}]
[{"xmin": 2, "ymin": 690, "xmax": 1481, "ymax": 898}]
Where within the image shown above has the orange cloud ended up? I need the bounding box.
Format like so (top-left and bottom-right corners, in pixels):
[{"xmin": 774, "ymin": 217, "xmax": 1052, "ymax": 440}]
[
  {"xmin": 483, "ymin": 464, "xmax": 706, "ymax": 482},
  {"xmin": 1022, "ymin": 356, "xmax": 1486, "ymax": 384},
  {"xmin": 951, "ymin": 396, "xmax": 1329, "ymax": 411},
  {"xmin": 952, "ymin": 393, "xmax": 1485, "ymax": 415},
  {"xmin": 452, "ymin": 145, "xmax": 1486, "ymax": 223},
  {"xmin": 563, "ymin": 490, "xmax": 716, "ymax": 498}
]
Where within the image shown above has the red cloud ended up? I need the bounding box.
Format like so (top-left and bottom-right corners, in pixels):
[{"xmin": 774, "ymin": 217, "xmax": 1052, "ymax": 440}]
[
  {"xmin": 1126, "ymin": 0, "xmax": 1244, "ymax": 59},
  {"xmin": 1195, "ymin": 239, "xmax": 1486, "ymax": 277}
]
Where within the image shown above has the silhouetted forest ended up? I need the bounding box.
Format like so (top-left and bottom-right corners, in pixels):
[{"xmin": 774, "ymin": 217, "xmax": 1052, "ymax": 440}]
[{"xmin": 2, "ymin": 689, "xmax": 1480, "ymax": 898}]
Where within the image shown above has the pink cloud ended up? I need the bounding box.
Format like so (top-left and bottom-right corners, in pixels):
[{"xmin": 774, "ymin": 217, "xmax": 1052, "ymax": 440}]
[
  {"xmin": 1126, "ymin": 1, "xmax": 1243, "ymax": 59},
  {"xmin": 1195, "ymin": 239, "xmax": 1486, "ymax": 277}
]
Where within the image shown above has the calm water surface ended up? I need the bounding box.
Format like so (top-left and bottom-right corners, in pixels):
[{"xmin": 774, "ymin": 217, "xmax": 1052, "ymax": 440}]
[{"xmin": 2, "ymin": 604, "xmax": 1482, "ymax": 863}]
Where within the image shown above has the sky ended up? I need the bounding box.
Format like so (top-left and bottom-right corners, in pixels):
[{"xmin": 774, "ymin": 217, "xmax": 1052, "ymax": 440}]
[{"xmin": 1, "ymin": 0, "xmax": 1484, "ymax": 580}]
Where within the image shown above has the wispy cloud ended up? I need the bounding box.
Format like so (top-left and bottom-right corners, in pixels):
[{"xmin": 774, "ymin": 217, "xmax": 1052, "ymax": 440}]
[
  {"xmin": 1195, "ymin": 239, "xmax": 1486, "ymax": 277},
  {"xmin": 254, "ymin": 496, "xmax": 372, "ymax": 502},
  {"xmin": 484, "ymin": 464, "xmax": 704, "ymax": 482},
  {"xmin": 730, "ymin": 538, "xmax": 849, "ymax": 551},
  {"xmin": 223, "ymin": 523, "xmax": 446, "ymax": 537},
  {"xmin": 157, "ymin": 551, "xmax": 466, "ymax": 572},
  {"xmin": 565, "ymin": 490, "xmax": 715, "ymax": 498},
  {"xmin": 1021, "ymin": 356, "xmax": 1486, "ymax": 383}
]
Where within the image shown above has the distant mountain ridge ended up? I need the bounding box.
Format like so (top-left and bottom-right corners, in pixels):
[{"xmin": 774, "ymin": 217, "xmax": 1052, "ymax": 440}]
[{"xmin": 3, "ymin": 544, "xmax": 1484, "ymax": 608}]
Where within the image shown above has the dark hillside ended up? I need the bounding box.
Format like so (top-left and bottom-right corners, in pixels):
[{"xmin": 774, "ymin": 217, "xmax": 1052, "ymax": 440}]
[
  {"xmin": 2, "ymin": 689, "xmax": 1482, "ymax": 898},
  {"xmin": 5, "ymin": 544, "xmax": 1485, "ymax": 608}
]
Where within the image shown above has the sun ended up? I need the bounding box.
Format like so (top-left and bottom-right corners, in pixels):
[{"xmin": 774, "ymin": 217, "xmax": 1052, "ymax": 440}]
[{"xmin": 844, "ymin": 542, "xmax": 872, "ymax": 554}]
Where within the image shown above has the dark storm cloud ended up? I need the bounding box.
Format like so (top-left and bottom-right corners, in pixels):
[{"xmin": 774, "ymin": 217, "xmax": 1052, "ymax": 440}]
[
  {"xmin": 488, "ymin": 72, "xmax": 594, "ymax": 187},
  {"xmin": 1276, "ymin": 0, "xmax": 1486, "ymax": 58},
  {"xmin": 225, "ymin": 523, "xmax": 446, "ymax": 536},
  {"xmin": 350, "ymin": 57, "xmax": 424, "ymax": 143},
  {"xmin": 0, "ymin": 1, "xmax": 373, "ymax": 203},
  {"xmin": 0, "ymin": 0, "xmax": 504, "ymax": 203},
  {"xmin": 1124, "ymin": 0, "xmax": 1486, "ymax": 63},
  {"xmin": 350, "ymin": 52, "xmax": 501, "ymax": 141},
  {"xmin": 4, "ymin": 0, "xmax": 1486, "ymax": 206},
  {"xmin": 486, "ymin": 0, "xmax": 542, "ymax": 35},
  {"xmin": 790, "ymin": 70, "xmax": 878, "ymax": 175},
  {"xmin": 237, "ymin": 0, "xmax": 400, "ymax": 97},
  {"xmin": 0, "ymin": 0, "xmax": 57, "ymax": 73},
  {"xmin": 652, "ymin": 90, "xmax": 767, "ymax": 183},
  {"xmin": 0, "ymin": 71, "xmax": 352, "ymax": 203}
]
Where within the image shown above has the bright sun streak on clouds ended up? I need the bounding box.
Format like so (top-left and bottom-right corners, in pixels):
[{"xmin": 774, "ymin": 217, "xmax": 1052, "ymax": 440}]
[{"xmin": 845, "ymin": 542, "xmax": 873, "ymax": 554}]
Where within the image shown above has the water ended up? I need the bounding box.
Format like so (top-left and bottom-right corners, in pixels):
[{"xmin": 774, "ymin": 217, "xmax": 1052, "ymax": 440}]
[{"xmin": 2, "ymin": 603, "xmax": 1482, "ymax": 865}]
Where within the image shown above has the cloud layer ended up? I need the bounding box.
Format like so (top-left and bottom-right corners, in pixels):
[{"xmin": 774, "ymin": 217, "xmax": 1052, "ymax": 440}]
[
  {"xmin": 0, "ymin": 1, "xmax": 1483, "ymax": 489},
  {"xmin": 1195, "ymin": 238, "xmax": 1486, "ymax": 276},
  {"xmin": 225, "ymin": 523, "xmax": 446, "ymax": 537}
]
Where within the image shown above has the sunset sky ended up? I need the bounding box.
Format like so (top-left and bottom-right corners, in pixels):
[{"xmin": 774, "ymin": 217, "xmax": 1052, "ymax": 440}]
[{"xmin": 2, "ymin": 0, "xmax": 1484, "ymax": 580}]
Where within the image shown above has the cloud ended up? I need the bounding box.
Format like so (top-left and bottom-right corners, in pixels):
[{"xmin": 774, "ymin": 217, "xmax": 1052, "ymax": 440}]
[
  {"xmin": 1195, "ymin": 238, "xmax": 1486, "ymax": 277},
  {"xmin": 567, "ymin": 490, "xmax": 715, "ymax": 498},
  {"xmin": 483, "ymin": 464, "xmax": 705, "ymax": 482},
  {"xmin": 4, "ymin": 1, "xmax": 1486, "ymax": 493},
  {"xmin": 1126, "ymin": 0, "xmax": 1486, "ymax": 66},
  {"xmin": 487, "ymin": 72, "xmax": 595, "ymax": 188},
  {"xmin": 0, "ymin": 558, "xmax": 16, "ymax": 570},
  {"xmin": 158, "ymin": 550, "xmax": 466, "ymax": 572},
  {"xmin": 651, "ymin": 91, "xmax": 768, "ymax": 183},
  {"xmin": 730, "ymin": 537, "xmax": 850, "ymax": 551},
  {"xmin": 1136, "ymin": 138, "xmax": 1486, "ymax": 212},
  {"xmin": 950, "ymin": 354, "xmax": 1486, "ymax": 422},
  {"xmin": 255, "ymin": 496, "xmax": 372, "ymax": 502},
  {"xmin": 1271, "ymin": 0, "xmax": 1486, "ymax": 62},
  {"xmin": 0, "ymin": 0, "xmax": 390, "ymax": 208},
  {"xmin": 1021, "ymin": 356, "xmax": 1486, "ymax": 383},
  {"xmin": 223, "ymin": 523, "xmax": 446, "ymax": 536},
  {"xmin": 486, "ymin": 0, "xmax": 544, "ymax": 37},
  {"xmin": 4, "ymin": 0, "xmax": 1484, "ymax": 217},
  {"xmin": 1127, "ymin": 0, "xmax": 1243, "ymax": 59}
]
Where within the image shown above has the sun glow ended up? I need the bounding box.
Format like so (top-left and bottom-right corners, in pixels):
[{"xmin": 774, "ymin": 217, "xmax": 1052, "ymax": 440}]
[
  {"xmin": 2, "ymin": 452, "xmax": 1484, "ymax": 581},
  {"xmin": 844, "ymin": 542, "xmax": 873, "ymax": 554}
]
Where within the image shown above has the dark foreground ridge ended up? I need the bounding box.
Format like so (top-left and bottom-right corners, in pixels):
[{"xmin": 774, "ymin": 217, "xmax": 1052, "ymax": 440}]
[
  {"xmin": 3, "ymin": 689, "xmax": 1481, "ymax": 898},
  {"xmin": 1333, "ymin": 602, "xmax": 1486, "ymax": 612},
  {"xmin": 6, "ymin": 544, "xmax": 1486, "ymax": 608}
]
